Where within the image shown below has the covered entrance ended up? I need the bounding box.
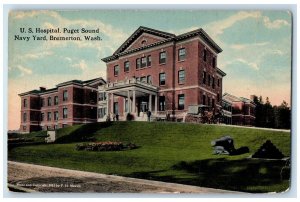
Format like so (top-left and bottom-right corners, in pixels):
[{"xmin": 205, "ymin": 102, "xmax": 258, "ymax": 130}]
[{"xmin": 99, "ymin": 78, "xmax": 159, "ymax": 120}]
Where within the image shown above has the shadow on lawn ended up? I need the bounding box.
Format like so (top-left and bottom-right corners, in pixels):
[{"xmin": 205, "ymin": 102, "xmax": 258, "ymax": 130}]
[
  {"xmin": 55, "ymin": 122, "xmax": 112, "ymax": 143},
  {"xmin": 128, "ymin": 158, "xmax": 290, "ymax": 193}
]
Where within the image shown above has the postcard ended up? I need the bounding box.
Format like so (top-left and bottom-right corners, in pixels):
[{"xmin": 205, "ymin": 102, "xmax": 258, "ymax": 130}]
[{"xmin": 7, "ymin": 9, "xmax": 292, "ymax": 194}]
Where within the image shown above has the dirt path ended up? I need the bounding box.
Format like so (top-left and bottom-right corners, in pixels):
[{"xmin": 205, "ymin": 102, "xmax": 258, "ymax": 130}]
[{"xmin": 7, "ymin": 161, "xmax": 239, "ymax": 194}]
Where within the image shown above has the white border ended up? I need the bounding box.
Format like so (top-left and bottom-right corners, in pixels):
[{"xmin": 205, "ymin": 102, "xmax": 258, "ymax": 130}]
[{"xmin": 1, "ymin": 2, "xmax": 298, "ymax": 201}]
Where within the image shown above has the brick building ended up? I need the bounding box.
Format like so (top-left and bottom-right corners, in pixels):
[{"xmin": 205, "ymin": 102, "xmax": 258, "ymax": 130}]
[
  {"xmin": 99, "ymin": 26, "xmax": 226, "ymax": 121},
  {"xmin": 222, "ymin": 93, "xmax": 256, "ymax": 126},
  {"xmin": 19, "ymin": 78, "xmax": 106, "ymax": 133}
]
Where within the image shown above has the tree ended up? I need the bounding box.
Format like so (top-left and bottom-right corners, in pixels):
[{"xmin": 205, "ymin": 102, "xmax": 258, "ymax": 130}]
[{"xmin": 275, "ymin": 101, "xmax": 291, "ymax": 129}]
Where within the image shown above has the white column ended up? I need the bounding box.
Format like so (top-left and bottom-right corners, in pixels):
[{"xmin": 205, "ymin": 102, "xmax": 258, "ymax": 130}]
[
  {"xmin": 149, "ymin": 94, "xmax": 152, "ymax": 112},
  {"xmin": 127, "ymin": 90, "xmax": 131, "ymax": 113},
  {"xmin": 106, "ymin": 93, "xmax": 111, "ymax": 115},
  {"xmin": 154, "ymin": 94, "xmax": 158, "ymax": 114},
  {"xmin": 132, "ymin": 90, "xmax": 136, "ymax": 113},
  {"xmin": 111, "ymin": 93, "xmax": 114, "ymax": 114}
]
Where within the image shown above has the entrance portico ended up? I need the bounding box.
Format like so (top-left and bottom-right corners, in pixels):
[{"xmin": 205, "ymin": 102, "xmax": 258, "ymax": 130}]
[{"xmin": 99, "ymin": 78, "xmax": 159, "ymax": 121}]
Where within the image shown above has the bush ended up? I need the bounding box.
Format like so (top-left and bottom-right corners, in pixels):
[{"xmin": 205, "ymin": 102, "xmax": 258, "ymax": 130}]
[{"xmin": 75, "ymin": 141, "xmax": 137, "ymax": 152}]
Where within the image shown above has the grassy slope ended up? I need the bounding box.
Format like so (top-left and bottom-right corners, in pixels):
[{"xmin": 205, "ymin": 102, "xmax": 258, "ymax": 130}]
[{"xmin": 8, "ymin": 122, "xmax": 291, "ymax": 193}]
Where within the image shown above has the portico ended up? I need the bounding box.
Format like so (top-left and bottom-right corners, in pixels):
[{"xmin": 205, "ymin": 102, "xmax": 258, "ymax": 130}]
[{"xmin": 98, "ymin": 78, "xmax": 159, "ymax": 121}]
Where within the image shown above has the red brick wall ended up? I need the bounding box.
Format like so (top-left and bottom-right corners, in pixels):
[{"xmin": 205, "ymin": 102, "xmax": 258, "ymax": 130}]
[{"xmin": 106, "ymin": 37, "xmax": 223, "ymax": 114}]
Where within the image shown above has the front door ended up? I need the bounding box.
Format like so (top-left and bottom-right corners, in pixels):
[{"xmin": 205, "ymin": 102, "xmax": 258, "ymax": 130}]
[
  {"xmin": 140, "ymin": 101, "xmax": 148, "ymax": 113},
  {"xmin": 113, "ymin": 102, "xmax": 119, "ymax": 115}
]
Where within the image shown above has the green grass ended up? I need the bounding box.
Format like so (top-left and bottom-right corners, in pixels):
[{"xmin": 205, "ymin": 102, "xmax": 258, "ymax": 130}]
[{"xmin": 8, "ymin": 122, "xmax": 291, "ymax": 193}]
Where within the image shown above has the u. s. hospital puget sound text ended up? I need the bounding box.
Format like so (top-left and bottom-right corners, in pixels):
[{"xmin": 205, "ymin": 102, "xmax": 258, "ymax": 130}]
[{"xmin": 14, "ymin": 28, "xmax": 102, "ymax": 41}]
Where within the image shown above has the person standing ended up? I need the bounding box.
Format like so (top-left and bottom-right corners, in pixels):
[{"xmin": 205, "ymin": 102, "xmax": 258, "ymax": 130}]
[{"xmin": 147, "ymin": 110, "xmax": 151, "ymax": 122}]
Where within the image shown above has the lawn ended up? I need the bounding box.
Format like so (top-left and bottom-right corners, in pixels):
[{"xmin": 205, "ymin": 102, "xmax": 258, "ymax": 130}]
[{"xmin": 8, "ymin": 121, "xmax": 291, "ymax": 193}]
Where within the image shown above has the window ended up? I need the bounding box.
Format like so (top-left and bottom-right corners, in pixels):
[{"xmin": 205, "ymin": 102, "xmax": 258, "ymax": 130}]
[
  {"xmin": 54, "ymin": 125, "xmax": 58, "ymax": 130},
  {"xmin": 178, "ymin": 70, "xmax": 185, "ymax": 83},
  {"xmin": 114, "ymin": 65, "xmax": 120, "ymax": 76},
  {"xmin": 23, "ymin": 126, "xmax": 26, "ymax": 131},
  {"xmin": 63, "ymin": 108, "xmax": 68, "ymax": 119},
  {"xmin": 136, "ymin": 58, "xmax": 141, "ymax": 69},
  {"xmin": 159, "ymin": 73, "xmax": 166, "ymax": 85},
  {"xmin": 48, "ymin": 97, "xmax": 52, "ymax": 106},
  {"xmin": 212, "ymin": 57, "xmax": 216, "ymax": 68},
  {"xmin": 208, "ymin": 74, "xmax": 211, "ymax": 86},
  {"xmin": 47, "ymin": 112, "xmax": 51, "ymax": 121},
  {"xmin": 99, "ymin": 92, "xmax": 106, "ymax": 101},
  {"xmin": 124, "ymin": 61, "xmax": 130, "ymax": 72},
  {"xmin": 98, "ymin": 108, "xmax": 106, "ymax": 118},
  {"xmin": 147, "ymin": 55, "xmax": 151, "ymax": 66},
  {"xmin": 62, "ymin": 124, "xmax": 68, "ymax": 128},
  {"xmin": 23, "ymin": 113, "xmax": 27, "ymax": 122},
  {"xmin": 202, "ymin": 95, "xmax": 206, "ymax": 105},
  {"xmin": 212, "ymin": 77, "xmax": 215, "ymax": 89},
  {"xmin": 159, "ymin": 96, "xmax": 165, "ymax": 111},
  {"xmin": 208, "ymin": 97, "xmax": 211, "ymax": 106},
  {"xmin": 159, "ymin": 51, "xmax": 166, "ymax": 64},
  {"xmin": 217, "ymin": 93, "xmax": 220, "ymax": 102},
  {"xmin": 218, "ymin": 79, "xmax": 220, "ymax": 87},
  {"xmin": 23, "ymin": 99, "xmax": 27, "ymax": 107},
  {"xmin": 202, "ymin": 72, "xmax": 206, "ymax": 84},
  {"xmin": 54, "ymin": 96, "xmax": 58, "ymax": 105},
  {"xmin": 141, "ymin": 57, "xmax": 147, "ymax": 68},
  {"xmin": 178, "ymin": 94, "xmax": 185, "ymax": 110},
  {"xmin": 178, "ymin": 48, "xmax": 186, "ymax": 61},
  {"xmin": 63, "ymin": 90, "xmax": 68, "ymax": 101},
  {"xmin": 41, "ymin": 98, "xmax": 45, "ymax": 107},
  {"xmin": 41, "ymin": 113, "xmax": 44, "ymax": 121},
  {"xmin": 147, "ymin": 75, "xmax": 152, "ymax": 84},
  {"xmin": 212, "ymin": 99, "xmax": 215, "ymax": 108},
  {"xmin": 54, "ymin": 111, "xmax": 59, "ymax": 121},
  {"xmin": 141, "ymin": 76, "xmax": 147, "ymax": 83},
  {"xmin": 47, "ymin": 126, "xmax": 51, "ymax": 130},
  {"xmin": 203, "ymin": 49, "xmax": 207, "ymax": 62}
]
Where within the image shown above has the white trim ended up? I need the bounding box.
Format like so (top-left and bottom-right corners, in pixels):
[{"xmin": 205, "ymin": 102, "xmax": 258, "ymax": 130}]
[
  {"xmin": 124, "ymin": 33, "xmax": 166, "ymax": 52},
  {"xmin": 113, "ymin": 42, "xmax": 174, "ymax": 62},
  {"xmin": 72, "ymin": 103, "xmax": 97, "ymax": 107},
  {"xmin": 159, "ymin": 85, "xmax": 217, "ymax": 96}
]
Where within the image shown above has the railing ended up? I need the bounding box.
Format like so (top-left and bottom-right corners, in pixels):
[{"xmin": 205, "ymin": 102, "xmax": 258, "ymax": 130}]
[{"xmin": 99, "ymin": 78, "xmax": 158, "ymax": 91}]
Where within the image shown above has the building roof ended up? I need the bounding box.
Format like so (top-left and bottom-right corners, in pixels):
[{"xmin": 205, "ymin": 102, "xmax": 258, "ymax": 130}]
[
  {"xmin": 18, "ymin": 90, "xmax": 41, "ymax": 96},
  {"xmin": 102, "ymin": 26, "xmax": 223, "ymax": 63},
  {"xmin": 19, "ymin": 77, "xmax": 106, "ymax": 97},
  {"xmin": 223, "ymin": 93, "xmax": 256, "ymax": 105},
  {"xmin": 113, "ymin": 26, "xmax": 176, "ymax": 55},
  {"xmin": 217, "ymin": 68, "xmax": 226, "ymax": 77}
]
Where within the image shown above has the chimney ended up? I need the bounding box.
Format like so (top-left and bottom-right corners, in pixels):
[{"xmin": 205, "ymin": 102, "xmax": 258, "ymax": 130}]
[{"xmin": 39, "ymin": 87, "xmax": 46, "ymax": 92}]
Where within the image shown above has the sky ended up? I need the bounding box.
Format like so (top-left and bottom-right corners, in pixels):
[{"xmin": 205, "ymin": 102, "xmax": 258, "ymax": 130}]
[{"xmin": 8, "ymin": 10, "xmax": 292, "ymax": 130}]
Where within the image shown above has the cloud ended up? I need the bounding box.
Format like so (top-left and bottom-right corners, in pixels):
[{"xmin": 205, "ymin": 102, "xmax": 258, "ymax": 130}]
[
  {"xmin": 16, "ymin": 65, "xmax": 32, "ymax": 76},
  {"xmin": 262, "ymin": 16, "xmax": 290, "ymax": 29},
  {"xmin": 230, "ymin": 42, "xmax": 269, "ymax": 50},
  {"xmin": 204, "ymin": 11, "xmax": 290, "ymax": 39},
  {"xmin": 22, "ymin": 51, "xmax": 53, "ymax": 59},
  {"xmin": 204, "ymin": 11, "xmax": 261, "ymax": 38},
  {"xmin": 224, "ymin": 58, "xmax": 259, "ymax": 71},
  {"xmin": 71, "ymin": 59, "xmax": 87, "ymax": 70},
  {"xmin": 236, "ymin": 58, "xmax": 259, "ymax": 70},
  {"xmin": 40, "ymin": 12, "xmax": 127, "ymax": 50},
  {"xmin": 65, "ymin": 57, "xmax": 72, "ymax": 62}
]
